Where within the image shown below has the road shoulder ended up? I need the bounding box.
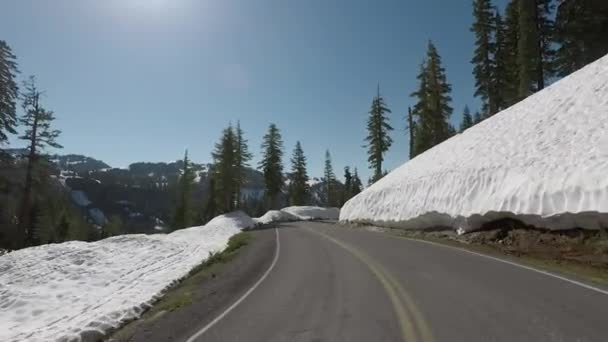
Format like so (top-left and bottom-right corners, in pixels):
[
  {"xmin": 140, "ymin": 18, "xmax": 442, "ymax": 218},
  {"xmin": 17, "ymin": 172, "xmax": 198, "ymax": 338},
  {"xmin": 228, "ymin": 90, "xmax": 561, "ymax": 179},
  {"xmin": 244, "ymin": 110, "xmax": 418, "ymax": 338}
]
[
  {"xmin": 107, "ymin": 228, "xmax": 276, "ymax": 342},
  {"xmin": 341, "ymin": 222, "xmax": 608, "ymax": 289}
]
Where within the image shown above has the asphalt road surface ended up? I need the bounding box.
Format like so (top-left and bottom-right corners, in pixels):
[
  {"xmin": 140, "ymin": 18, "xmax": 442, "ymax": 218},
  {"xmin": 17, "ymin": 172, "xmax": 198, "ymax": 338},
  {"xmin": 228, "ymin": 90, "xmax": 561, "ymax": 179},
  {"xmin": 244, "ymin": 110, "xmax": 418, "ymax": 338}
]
[{"xmin": 186, "ymin": 221, "xmax": 608, "ymax": 342}]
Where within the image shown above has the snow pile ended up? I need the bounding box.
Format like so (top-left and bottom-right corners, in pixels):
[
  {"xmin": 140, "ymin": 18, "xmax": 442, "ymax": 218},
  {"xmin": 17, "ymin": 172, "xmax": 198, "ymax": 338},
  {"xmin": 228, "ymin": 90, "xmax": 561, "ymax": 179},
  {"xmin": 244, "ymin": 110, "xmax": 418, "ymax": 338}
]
[
  {"xmin": 254, "ymin": 210, "xmax": 299, "ymax": 224},
  {"xmin": 254, "ymin": 206, "xmax": 340, "ymax": 225},
  {"xmin": 283, "ymin": 206, "xmax": 340, "ymax": 221},
  {"xmin": 0, "ymin": 211, "xmax": 254, "ymax": 342},
  {"xmin": 341, "ymin": 54, "xmax": 608, "ymax": 233}
]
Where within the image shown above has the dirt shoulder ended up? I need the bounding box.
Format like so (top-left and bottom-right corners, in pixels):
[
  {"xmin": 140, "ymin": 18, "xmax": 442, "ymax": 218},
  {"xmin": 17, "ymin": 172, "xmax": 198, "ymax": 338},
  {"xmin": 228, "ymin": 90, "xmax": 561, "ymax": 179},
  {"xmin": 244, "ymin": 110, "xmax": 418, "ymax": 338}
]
[
  {"xmin": 107, "ymin": 228, "xmax": 276, "ymax": 342},
  {"xmin": 347, "ymin": 220, "xmax": 608, "ymax": 287}
]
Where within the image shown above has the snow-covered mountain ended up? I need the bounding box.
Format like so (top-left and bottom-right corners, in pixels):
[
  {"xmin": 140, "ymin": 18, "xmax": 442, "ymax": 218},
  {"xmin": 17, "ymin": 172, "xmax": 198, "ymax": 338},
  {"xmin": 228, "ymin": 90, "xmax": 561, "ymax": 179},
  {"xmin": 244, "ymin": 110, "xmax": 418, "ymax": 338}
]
[{"xmin": 341, "ymin": 54, "xmax": 608, "ymax": 233}]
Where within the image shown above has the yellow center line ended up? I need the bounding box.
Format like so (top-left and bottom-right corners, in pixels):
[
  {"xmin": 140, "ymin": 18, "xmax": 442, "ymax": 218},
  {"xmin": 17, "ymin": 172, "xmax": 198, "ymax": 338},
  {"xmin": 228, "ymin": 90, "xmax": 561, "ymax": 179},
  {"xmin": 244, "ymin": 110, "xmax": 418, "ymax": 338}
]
[{"xmin": 305, "ymin": 227, "xmax": 434, "ymax": 342}]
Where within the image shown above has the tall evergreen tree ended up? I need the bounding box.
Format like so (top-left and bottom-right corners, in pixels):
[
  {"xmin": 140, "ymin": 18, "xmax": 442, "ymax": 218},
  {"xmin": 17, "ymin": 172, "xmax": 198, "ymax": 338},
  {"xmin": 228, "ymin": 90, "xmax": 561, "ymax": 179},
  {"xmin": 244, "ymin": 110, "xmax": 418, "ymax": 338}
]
[
  {"xmin": 498, "ymin": 1, "xmax": 522, "ymax": 108},
  {"xmin": 517, "ymin": 0, "xmax": 554, "ymax": 98},
  {"xmin": 365, "ymin": 84, "xmax": 393, "ymax": 183},
  {"xmin": 288, "ymin": 141, "xmax": 309, "ymax": 206},
  {"xmin": 202, "ymin": 176, "xmax": 218, "ymax": 223},
  {"xmin": 459, "ymin": 105, "xmax": 474, "ymax": 132},
  {"xmin": 411, "ymin": 42, "xmax": 453, "ymax": 157},
  {"xmin": 351, "ymin": 168, "xmax": 363, "ymax": 196},
  {"xmin": 554, "ymin": 0, "xmax": 608, "ymax": 76},
  {"xmin": 172, "ymin": 150, "xmax": 195, "ymax": 230},
  {"xmin": 471, "ymin": 0, "xmax": 498, "ymax": 116},
  {"xmin": 18, "ymin": 76, "xmax": 62, "ymax": 246},
  {"xmin": 259, "ymin": 123, "xmax": 284, "ymax": 209},
  {"xmin": 341, "ymin": 166, "xmax": 353, "ymax": 205},
  {"xmin": 323, "ymin": 150, "xmax": 336, "ymax": 207},
  {"xmin": 0, "ymin": 41, "xmax": 19, "ymax": 147},
  {"xmin": 234, "ymin": 121, "xmax": 252, "ymax": 208},
  {"xmin": 473, "ymin": 111, "xmax": 483, "ymax": 124},
  {"xmin": 212, "ymin": 125, "xmax": 238, "ymax": 213}
]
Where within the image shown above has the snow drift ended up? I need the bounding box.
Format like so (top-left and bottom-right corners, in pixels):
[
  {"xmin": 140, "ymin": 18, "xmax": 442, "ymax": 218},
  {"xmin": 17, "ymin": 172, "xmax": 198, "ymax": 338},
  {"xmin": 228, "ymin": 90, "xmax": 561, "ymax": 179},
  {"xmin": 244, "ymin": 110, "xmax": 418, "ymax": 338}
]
[
  {"xmin": 254, "ymin": 206, "xmax": 340, "ymax": 225},
  {"xmin": 341, "ymin": 54, "xmax": 608, "ymax": 233},
  {"xmin": 0, "ymin": 211, "xmax": 254, "ymax": 342}
]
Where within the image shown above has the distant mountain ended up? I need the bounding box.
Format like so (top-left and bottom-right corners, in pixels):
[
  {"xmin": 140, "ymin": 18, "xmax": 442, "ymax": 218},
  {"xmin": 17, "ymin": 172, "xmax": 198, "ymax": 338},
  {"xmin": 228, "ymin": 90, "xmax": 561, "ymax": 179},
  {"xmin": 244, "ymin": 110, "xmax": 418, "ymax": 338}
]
[{"xmin": 49, "ymin": 154, "xmax": 111, "ymax": 174}]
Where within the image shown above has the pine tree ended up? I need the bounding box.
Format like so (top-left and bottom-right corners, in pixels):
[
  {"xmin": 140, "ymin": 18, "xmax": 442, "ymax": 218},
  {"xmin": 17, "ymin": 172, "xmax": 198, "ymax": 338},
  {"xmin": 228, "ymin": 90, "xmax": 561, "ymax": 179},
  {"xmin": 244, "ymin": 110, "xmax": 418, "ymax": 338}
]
[
  {"xmin": 342, "ymin": 166, "xmax": 353, "ymax": 205},
  {"xmin": 499, "ymin": 1, "xmax": 522, "ymax": 108},
  {"xmin": 473, "ymin": 111, "xmax": 483, "ymax": 124},
  {"xmin": 459, "ymin": 105, "xmax": 474, "ymax": 132},
  {"xmin": 234, "ymin": 121, "xmax": 252, "ymax": 208},
  {"xmin": 202, "ymin": 176, "xmax": 218, "ymax": 223},
  {"xmin": 212, "ymin": 125, "xmax": 238, "ymax": 213},
  {"xmin": 554, "ymin": 0, "xmax": 608, "ymax": 76},
  {"xmin": 517, "ymin": 0, "xmax": 554, "ymax": 98},
  {"xmin": 411, "ymin": 42, "xmax": 453, "ymax": 157},
  {"xmin": 365, "ymin": 84, "xmax": 393, "ymax": 183},
  {"xmin": 18, "ymin": 76, "xmax": 62, "ymax": 246},
  {"xmin": 259, "ymin": 123, "xmax": 284, "ymax": 209},
  {"xmin": 288, "ymin": 141, "xmax": 309, "ymax": 206},
  {"xmin": 0, "ymin": 41, "xmax": 19, "ymax": 146},
  {"xmin": 173, "ymin": 150, "xmax": 195, "ymax": 230},
  {"xmin": 471, "ymin": 0, "xmax": 498, "ymax": 116},
  {"xmin": 323, "ymin": 150, "xmax": 336, "ymax": 206},
  {"xmin": 351, "ymin": 168, "xmax": 363, "ymax": 196}
]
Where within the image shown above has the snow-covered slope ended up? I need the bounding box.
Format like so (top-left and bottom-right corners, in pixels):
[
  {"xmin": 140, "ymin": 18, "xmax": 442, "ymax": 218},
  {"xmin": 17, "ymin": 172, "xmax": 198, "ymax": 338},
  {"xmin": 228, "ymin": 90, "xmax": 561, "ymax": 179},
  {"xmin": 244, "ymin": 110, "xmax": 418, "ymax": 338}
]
[
  {"xmin": 341, "ymin": 54, "xmax": 608, "ymax": 233},
  {"xmin": 254, "ymin": 206, "xmax": 340, "ymax": 225},
  {"xmin": 0, "ymin": 211, "xmax": 254, "ymax": 342}
]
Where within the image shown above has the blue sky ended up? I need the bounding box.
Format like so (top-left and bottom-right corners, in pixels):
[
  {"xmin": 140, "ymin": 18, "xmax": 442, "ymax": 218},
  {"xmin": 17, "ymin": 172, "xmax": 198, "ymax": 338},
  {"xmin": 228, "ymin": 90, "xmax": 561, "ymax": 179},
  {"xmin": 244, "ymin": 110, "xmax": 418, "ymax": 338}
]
[{"xmin": 2, "ymin": 0, "xmax": 507, "ymax": 181}]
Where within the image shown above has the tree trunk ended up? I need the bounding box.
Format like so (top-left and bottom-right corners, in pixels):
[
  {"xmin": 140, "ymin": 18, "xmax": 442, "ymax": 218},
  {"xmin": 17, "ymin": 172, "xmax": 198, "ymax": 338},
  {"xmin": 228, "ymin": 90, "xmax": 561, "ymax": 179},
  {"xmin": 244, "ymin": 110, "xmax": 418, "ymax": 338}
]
[
  {"xmin": 534, "ymin": 1, "xmax": 545, "ymax": 91},
  {"xmin": 19, "ymin": 98, "xmax": 40, "ymax": 247},
  {"xmin": 408, "ymin": 107, "xmax": 415, "ymax": 159}
]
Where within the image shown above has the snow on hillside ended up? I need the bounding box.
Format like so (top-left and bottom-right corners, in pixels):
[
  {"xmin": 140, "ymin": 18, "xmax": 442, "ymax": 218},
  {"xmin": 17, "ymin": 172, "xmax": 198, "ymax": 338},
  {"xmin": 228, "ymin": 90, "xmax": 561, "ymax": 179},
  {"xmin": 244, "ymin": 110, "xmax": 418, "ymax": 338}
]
[
  {"xmin": 0, "ymin": 212, "xmax": 254, "ymax": 342},
  {"xmin": 341, "ymin": 54, "xmax": 608, "ymax": 233},
  {"xmin": 254, "ymin": 206, "xmax": 340, "ymax": 225}
]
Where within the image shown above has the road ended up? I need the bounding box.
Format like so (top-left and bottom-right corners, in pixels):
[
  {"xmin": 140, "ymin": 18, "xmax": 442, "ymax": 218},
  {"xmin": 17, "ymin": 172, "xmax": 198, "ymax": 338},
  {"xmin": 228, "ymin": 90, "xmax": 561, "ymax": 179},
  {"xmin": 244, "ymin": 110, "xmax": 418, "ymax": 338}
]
[{"xmin": 186, "ymin": 221, "xmax": 608, "ymax": 342}]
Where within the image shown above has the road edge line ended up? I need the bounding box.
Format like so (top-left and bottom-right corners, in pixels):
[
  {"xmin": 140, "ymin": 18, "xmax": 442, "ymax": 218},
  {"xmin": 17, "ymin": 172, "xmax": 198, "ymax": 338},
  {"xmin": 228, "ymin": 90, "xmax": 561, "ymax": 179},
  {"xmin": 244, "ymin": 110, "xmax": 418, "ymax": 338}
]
[
  {"xmin": 185, "ymin": 228, "xmax": 281, "ymax": 342},
  {"xmin": 394, "ymin": 234, "xmax": 608, "ymax": 296}
]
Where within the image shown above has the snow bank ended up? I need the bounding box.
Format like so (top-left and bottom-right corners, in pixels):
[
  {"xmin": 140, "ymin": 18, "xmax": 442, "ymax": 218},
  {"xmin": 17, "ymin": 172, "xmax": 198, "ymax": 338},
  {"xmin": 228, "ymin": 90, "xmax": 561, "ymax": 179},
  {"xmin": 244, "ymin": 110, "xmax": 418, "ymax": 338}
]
[
  {"xmin": 254, "ymin": 206, "xmax": 340, "ymax": 225},
  {"xmin": 0, "ymin": 211, "xmax": 254, "ymax": 342},
  {"xmin": 254, "ymin": 210, "xmax": 298, "ymax": 224},
  {"xmin": 341, "ymin": 54, "xmax": 608, "ymax": 233}
]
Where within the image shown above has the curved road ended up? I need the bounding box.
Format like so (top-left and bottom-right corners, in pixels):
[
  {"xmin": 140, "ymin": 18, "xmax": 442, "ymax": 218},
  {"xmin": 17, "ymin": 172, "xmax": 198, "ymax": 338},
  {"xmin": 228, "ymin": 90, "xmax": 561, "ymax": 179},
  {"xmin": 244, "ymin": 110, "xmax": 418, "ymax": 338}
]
[{"xmin": 187, "ymin": 221, "xmax": 608, "ymax": 342}]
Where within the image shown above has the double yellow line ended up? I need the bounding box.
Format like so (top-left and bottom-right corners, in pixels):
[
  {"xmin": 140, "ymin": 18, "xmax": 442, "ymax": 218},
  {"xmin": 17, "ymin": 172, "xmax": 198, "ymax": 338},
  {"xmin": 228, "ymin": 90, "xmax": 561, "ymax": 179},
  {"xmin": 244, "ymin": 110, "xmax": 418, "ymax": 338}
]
[{"xmin": 307, "ymin": 228, "xmax": 434, "ymax": 342}]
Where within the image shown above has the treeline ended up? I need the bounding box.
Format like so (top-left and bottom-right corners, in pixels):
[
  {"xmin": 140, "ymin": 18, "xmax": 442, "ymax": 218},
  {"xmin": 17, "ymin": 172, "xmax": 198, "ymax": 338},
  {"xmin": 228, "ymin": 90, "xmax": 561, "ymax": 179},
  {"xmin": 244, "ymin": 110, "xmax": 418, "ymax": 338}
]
[
  {"xmin": 0, "ymin": 41, "xmax": 108, "ymax": 249},
  {"xmin": 362, "ymin": 0, "xmax": 608, "ymax": 182},
  {"xmin": 170, "ymin": 123, "xmax": 364, "ymax": 230}
]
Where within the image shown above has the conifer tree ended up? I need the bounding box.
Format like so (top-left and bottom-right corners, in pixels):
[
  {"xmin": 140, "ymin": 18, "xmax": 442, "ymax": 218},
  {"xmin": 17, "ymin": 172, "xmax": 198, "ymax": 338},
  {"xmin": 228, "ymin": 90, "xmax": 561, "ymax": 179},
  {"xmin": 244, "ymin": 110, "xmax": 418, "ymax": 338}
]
[
  {"xmin": 342, "ymin": 166, "xmax": 353, "ymax": 205},
  {"xmin": 554, "ymin": 0, "xmax": 608, "ymax": 76},
  {"xmin": 473, "ymin": 111, "xmax": 483, "ymax": 124},
  {"xmin": 18, "ymin": 76, "xmax": 62, "ymax": 246},
  {"xmin": 0, "ymin": 41, "xmax": 19, "ymax": 147},
  {"xmin": 471, "ymin": 0, "xmax": 498, "ymax": 116},
  {"xmin": 212, "ymin": 125, "xmax": 238, "ymax": 213},
  {"xmin": 351, "ymin": 168, "xmax": 363, "ymax": 196},
  {"xmin": 288, "ymin": 141, "xmax": 309, "ymax": 206},
  {"xmin": 517, "ymin": 0, "xmax": 554, "ymax": 98},
  {"xmin": 202, "ymin": 176, "xmax": 218, "ymax": 223},
  {"xmin": 259, "ymin": 123, "xmax": 284, "ymax": 209},
  {"xmin": 459, "ymin": 106, "xmax": 474, "ymax": 132},
  {"xmin": 173, "ymin": 150, "xmax": 195, "ymax": 230},
  {"xmin": 234, "ymin": 122, "xmax": 252, "ymax": 208},
  {"xmin": 411, "ymin": 42, "xmax": 453, "ymax": 157},
  {"xmin": 498, "ymin": 1, "xmax": 522, "ymax": 108},
  {"xmin": 323, "ymin": 150, "xmax": 336, "ymax": 207},
  {"xmin": 365, "ymin": 84, "xmax": 393, "ymax": 183}
]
